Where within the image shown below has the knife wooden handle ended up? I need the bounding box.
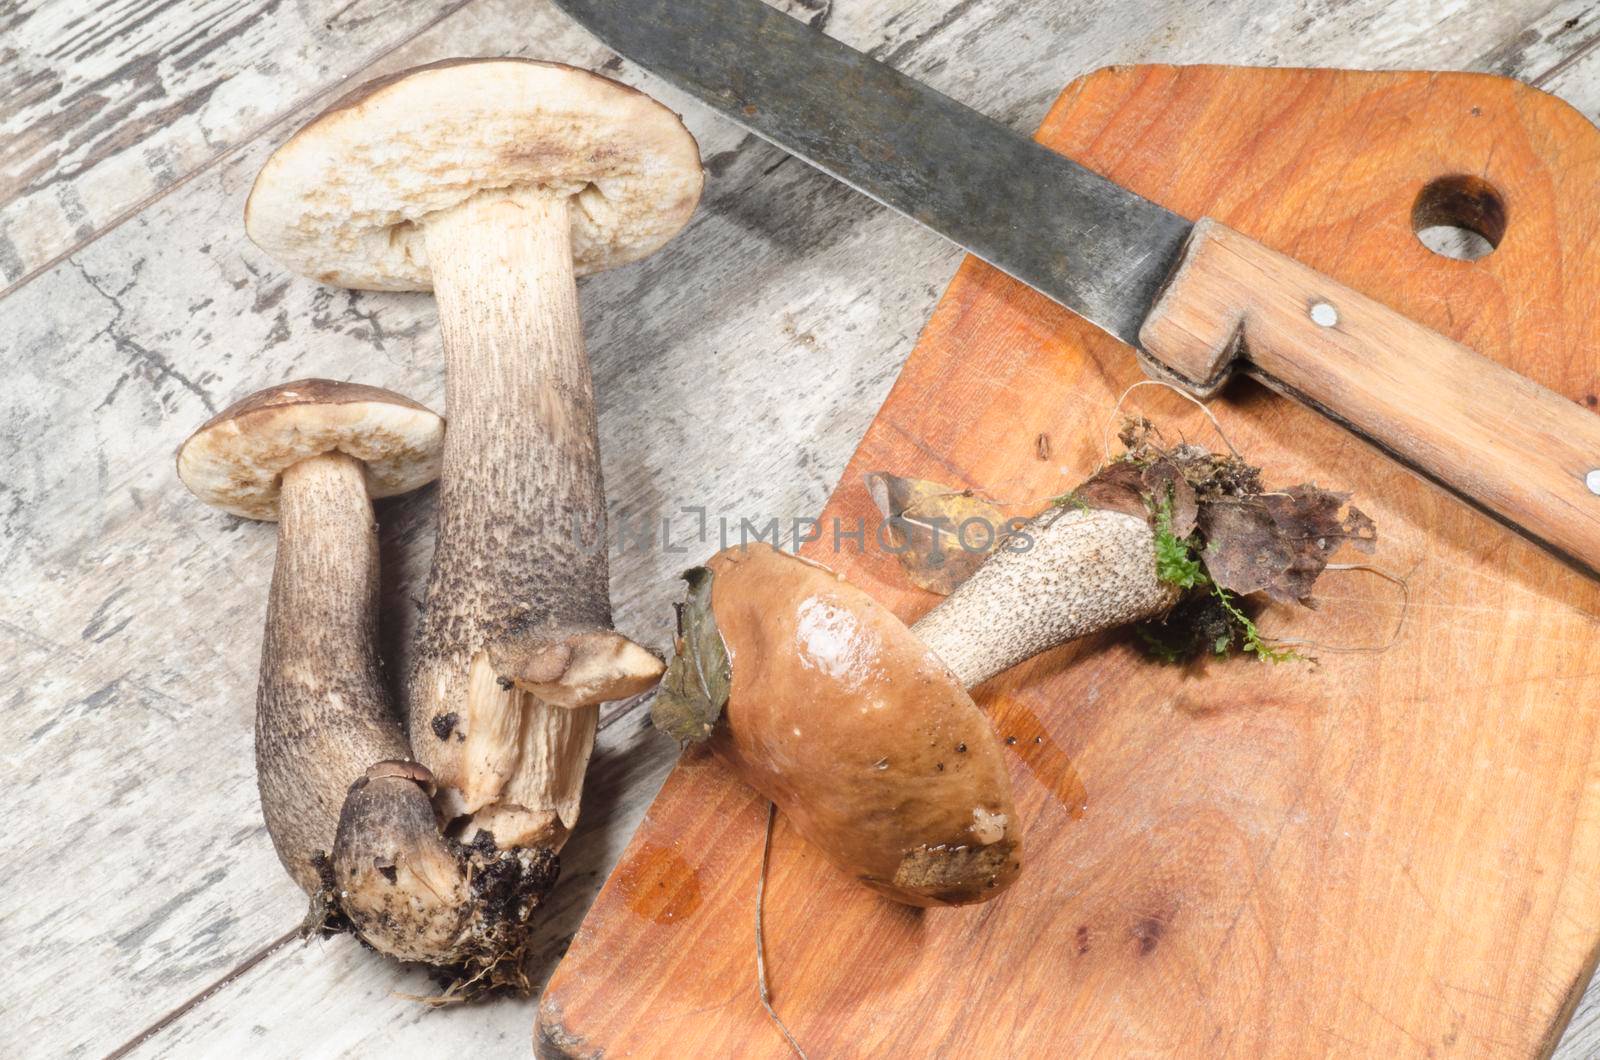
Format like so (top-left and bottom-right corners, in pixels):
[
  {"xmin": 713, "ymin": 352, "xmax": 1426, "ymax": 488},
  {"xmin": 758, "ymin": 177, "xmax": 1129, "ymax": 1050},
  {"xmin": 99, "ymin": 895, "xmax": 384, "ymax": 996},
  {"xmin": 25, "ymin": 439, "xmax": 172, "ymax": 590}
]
[{"xmin": 1137, "ymin": 218, "xmax": 1600, "ymax": 571}]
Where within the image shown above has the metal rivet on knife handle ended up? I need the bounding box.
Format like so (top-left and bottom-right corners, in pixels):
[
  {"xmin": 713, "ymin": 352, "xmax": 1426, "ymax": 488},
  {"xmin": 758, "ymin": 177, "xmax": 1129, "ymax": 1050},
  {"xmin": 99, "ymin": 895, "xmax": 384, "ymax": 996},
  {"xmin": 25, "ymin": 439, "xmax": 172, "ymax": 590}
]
[
  {"xmin": 1138, "ymin": 219, "xmax": 1600, "ymax": 573},
  {"xmin": 552, "ymin": 0, "xmax": 1600, "ymax": 578}
]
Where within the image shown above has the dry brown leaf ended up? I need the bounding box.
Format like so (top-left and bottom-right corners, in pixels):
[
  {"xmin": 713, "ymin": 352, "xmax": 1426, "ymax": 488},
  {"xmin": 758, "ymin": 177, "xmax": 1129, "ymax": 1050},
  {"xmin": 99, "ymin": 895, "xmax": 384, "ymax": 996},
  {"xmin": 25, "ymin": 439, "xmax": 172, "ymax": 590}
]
[{"xmin": 864, "ymin": 471, "xmax": 1006, "ymax": 595}]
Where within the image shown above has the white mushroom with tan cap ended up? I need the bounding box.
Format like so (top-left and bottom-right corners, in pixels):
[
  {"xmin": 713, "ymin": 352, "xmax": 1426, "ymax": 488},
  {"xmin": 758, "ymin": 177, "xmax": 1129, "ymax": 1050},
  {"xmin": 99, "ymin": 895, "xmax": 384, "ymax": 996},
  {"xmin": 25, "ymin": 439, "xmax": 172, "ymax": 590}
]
[
  {"xmin": 178, "ymin": 382, "xmax": 443, "ymax": 890},
  {"xmin": 179, "ymin": 380, "xmax": 561, "ymax": 980},
  {"xmin": 245, "ymin": 59, "xmax": 703, "ymax": 860}
]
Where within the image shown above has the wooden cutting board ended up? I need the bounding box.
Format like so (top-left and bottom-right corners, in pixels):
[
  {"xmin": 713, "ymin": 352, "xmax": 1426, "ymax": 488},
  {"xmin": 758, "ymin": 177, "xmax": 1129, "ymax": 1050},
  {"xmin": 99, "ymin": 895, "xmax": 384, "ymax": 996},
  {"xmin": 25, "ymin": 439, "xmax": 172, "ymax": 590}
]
[{"xmin": 538, "ymin": 66, "xmax": 1600, "ymax": 1058}]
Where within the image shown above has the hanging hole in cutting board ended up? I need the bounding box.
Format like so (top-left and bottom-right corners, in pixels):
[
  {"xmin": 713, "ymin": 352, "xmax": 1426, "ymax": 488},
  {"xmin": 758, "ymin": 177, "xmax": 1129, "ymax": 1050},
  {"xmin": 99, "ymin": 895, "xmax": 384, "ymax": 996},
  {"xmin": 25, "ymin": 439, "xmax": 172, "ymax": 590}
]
[{"xmin": 1411, "ymin": 174, "xmax": 1506, "ymax": 261}]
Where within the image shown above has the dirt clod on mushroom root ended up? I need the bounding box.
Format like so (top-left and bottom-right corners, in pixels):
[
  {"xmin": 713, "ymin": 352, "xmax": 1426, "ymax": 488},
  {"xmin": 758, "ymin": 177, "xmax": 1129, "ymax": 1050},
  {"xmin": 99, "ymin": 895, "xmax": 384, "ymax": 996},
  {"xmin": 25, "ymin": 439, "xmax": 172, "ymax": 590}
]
[
  {"xmin": 1076, "ymin": 417, "xmax": 1376, "ymax": 663},
  {"xmin": 410, "ymin": 838, "xmax": 561, "ymax": 1001},
  {"xmin": 306, "ymin": 832, "xmax": 561, "ymax": 1002},
  {"xmin": 430, "ymin": 711, "xmax": 459, "ymax": 740}
]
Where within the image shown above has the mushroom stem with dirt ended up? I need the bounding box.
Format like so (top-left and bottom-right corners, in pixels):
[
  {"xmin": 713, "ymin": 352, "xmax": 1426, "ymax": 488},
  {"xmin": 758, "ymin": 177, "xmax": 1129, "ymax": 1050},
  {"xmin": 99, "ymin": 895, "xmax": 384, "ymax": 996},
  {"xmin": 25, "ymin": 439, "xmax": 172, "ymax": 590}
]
[
  {"xmin": 179, "ymin": 381, "xmax": 556, "ymax": 979},
  {"xmin": 654, "ymin": 430, "xmax": 1373, "ymax": 907},
  {"xmin": 244, "ymin": 59, "xmax": 704, "ymax": 854}
]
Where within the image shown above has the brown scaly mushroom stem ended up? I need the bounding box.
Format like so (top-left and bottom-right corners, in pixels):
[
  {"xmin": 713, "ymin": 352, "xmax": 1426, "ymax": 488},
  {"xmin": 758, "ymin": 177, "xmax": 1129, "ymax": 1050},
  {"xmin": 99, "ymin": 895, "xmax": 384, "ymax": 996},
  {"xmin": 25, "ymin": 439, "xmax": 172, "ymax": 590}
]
[
  {"xmin": 414, "ymin": 189, "xmax": 651, "ymax": 848},
  {"xmin": 911, "ymin": 507, "xmax": 1176, "ymax": 688},
  {"xmin": 258, "ymin": 448, "xmax": 412, "ymax": 890},
  {"xmin": 243, "ymin": 59, "xmax": 704, "ymax": 852},
  {"xmin": 179, "ymin": 382, "xmax": 560, "ymax": 976}
]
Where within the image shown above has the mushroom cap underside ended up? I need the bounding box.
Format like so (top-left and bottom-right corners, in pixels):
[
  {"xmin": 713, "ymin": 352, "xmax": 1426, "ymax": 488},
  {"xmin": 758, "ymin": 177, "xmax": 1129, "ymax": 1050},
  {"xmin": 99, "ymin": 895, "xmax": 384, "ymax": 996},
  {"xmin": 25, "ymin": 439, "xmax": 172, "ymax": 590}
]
[
  {"xmin": 177, "ymin": 378, "xmax": 444, "ymax": 520},
  {"xmin": 706, "ymin": 543, "xmax": 1021, "ymax": 906},
  {"xmin": 244, "ymin": 58, "xmax": 705, "ymax": 290}
]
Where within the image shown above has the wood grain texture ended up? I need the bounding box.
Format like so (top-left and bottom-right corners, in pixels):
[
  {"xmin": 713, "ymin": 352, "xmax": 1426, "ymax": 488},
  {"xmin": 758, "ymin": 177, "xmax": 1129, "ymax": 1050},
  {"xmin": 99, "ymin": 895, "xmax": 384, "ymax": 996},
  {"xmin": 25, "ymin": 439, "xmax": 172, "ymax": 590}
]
[
  {"xmin": 539, "ymin": 65, "xmax": 1600, "ymax": 1059},
  {"xmin": 0, "ymin": 0, "xmax": 469, "ymax": 292},
  {"xmin": 1139, "ymin": 217, "xmax": 1600, "ymax": 574},
  {"xmin": 5, "ymin": 1, "xmax": 1600, "ymax": 1058},
  {"xmin": 0, "ymin": 6, "xmax": 691, "ymax": 1055}
]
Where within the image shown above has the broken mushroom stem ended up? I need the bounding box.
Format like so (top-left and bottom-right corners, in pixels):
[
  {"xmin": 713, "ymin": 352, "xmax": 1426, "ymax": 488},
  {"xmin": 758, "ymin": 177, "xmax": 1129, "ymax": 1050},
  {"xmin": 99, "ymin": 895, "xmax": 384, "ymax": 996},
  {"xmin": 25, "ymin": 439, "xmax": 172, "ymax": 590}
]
[
  {"xmin": 911, "ymin": 505, "xmax": 1176, "ymax": 688},
  {"xmin": 411, "ymin": 187, "xmax": 660, "ymax": 850}
]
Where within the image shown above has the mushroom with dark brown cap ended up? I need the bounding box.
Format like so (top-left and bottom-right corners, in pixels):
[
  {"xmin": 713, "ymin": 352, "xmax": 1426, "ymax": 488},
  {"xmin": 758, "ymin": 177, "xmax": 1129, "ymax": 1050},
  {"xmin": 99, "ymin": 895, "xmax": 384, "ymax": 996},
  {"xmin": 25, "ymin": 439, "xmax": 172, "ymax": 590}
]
[
  {"xmin": 243, "ymin": 59, "xmax": 702, "ymax": 855},
  {"xmin": 178, "ymin": 379, "xmax": 554, "ymax": 978},
  {"xmin": 657, "ymin": 443, "xmax": 1368, "ymax": 907}
]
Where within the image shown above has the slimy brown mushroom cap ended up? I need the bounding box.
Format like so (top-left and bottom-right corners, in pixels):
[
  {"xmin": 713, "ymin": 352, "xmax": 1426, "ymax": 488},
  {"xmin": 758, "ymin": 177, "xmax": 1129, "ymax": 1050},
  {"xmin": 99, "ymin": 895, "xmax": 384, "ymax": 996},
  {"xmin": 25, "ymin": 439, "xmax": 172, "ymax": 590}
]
[
  {"xmin": 244, "ymin": 58, "xmax": 704, "ymax": 290},
  {"xmin": 705, "ymin": 544, "xmax": 1020, "ymax": 906}
]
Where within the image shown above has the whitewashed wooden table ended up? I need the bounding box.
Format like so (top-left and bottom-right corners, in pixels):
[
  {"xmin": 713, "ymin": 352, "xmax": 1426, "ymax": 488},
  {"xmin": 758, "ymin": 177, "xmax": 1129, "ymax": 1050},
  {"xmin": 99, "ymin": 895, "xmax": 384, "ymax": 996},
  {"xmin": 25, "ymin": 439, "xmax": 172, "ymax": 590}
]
[{"xmin": 5, "ymin": 1, "xmax": 1600, "ymax": 1056}]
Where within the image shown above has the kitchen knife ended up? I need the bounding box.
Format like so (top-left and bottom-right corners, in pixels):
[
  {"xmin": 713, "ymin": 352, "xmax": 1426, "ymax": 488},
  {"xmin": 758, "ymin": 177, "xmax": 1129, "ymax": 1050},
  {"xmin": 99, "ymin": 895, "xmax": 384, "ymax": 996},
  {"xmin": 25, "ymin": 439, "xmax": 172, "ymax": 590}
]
[{"xmin": 553, "ymin": 0, "xmax": 1600, "ymax": 576}]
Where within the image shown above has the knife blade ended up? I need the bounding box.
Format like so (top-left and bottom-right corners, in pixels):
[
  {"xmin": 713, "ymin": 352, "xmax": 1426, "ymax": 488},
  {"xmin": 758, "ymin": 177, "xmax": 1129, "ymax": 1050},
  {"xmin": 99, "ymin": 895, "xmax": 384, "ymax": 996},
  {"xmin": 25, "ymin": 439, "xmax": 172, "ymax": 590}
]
[
  {"xmin": 553, "ymin": 0, "xmax": 1190, "ymax": 348},
  {"xmin": 555, "ymin": 0, "xmax": 1600, "ymax": 575}
]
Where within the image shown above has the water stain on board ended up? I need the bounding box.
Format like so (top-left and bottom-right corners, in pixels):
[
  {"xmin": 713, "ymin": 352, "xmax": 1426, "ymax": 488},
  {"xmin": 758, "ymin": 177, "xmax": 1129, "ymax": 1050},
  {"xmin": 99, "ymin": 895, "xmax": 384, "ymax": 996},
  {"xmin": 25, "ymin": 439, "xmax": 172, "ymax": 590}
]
[
  {"xmin": 616, "ymin": 843, "xmax": 703, "ymax": 925},
  {"xmin": 988, "ymin": 695, "xmax": 1087, "ymax": 819}
]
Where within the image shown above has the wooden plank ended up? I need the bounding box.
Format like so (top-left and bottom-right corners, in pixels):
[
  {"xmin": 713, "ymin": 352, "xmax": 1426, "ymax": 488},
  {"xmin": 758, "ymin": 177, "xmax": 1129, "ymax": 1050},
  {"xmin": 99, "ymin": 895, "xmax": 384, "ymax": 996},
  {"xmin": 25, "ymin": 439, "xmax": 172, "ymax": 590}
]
[
  {"xmin": 0, "ymin": 4, "xmax": 724, "ymax": 1056},
  {"xmin": 0, "ymin": 0, "xmax": 474, "ymax": 293},
  {"xmin": 0, "ymin": 0, "xmax": 1569, "ymax": 295},
  {"xmin": 1476, "ymin": 0, "xmax": 1600, "ymax": 82},
  {"xmin": 538, "ymin": 59, "xmax": 1600, "ymax": 1060},
  {"xmin": 1, "ymin": 0, "xmax": 1597, "ymax": 1057}
]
